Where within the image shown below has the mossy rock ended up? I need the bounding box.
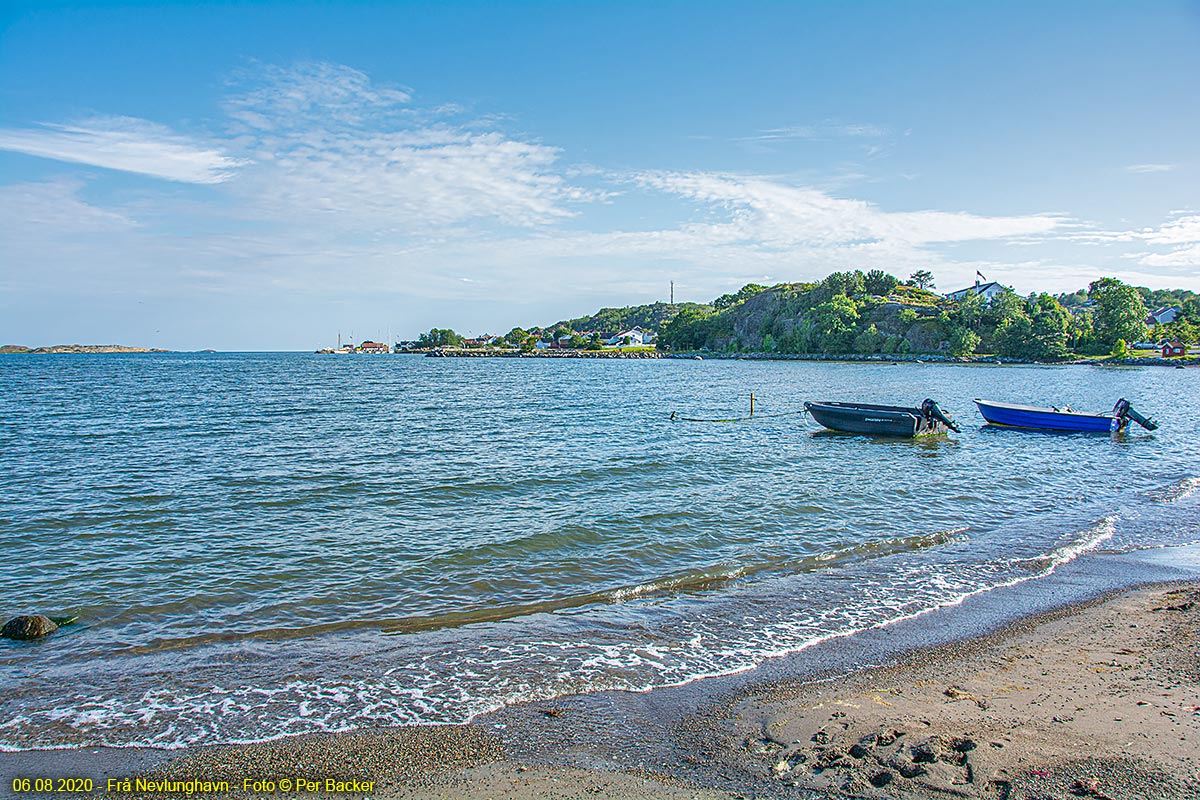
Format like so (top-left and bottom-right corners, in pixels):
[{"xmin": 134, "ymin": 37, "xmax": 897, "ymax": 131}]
[{"xmin": 1, "ymin": 614, "xmax": 78, "ymax": 640}]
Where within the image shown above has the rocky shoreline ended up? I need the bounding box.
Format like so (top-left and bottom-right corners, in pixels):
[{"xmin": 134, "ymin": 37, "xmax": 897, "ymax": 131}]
[
  {"xmin": 0, "ymin": 344, "xmax": 170, "ymax": 354},
  {"xmin": 420, "ymin": 347, "xmax": 1198, "ymax": 367},
  {"xmin": 425, "ymin": 348, "xmax": 663, "ymax": 358}
]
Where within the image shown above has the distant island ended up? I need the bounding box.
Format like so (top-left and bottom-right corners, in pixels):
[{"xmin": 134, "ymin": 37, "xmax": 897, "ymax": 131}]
[{"xmin": 0, "ymin": 344, "xmax": 171, "ymax": 354}]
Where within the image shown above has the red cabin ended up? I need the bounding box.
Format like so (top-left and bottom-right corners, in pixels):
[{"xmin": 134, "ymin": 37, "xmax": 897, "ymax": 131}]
[{"xmin": 1161, "ymin": 340, "xmax": 1187, "ymax": 358}]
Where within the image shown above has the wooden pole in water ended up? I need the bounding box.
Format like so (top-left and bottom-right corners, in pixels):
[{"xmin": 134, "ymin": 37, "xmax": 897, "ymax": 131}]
[{"xmin": 750, "ymin": 393, "xmax": 755, "ymax": 416}]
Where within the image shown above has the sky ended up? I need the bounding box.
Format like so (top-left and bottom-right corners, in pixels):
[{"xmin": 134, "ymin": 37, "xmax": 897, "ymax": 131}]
[{"xmin": 1, "ymin": 1, "xmax": 1198, "ymax": 350}]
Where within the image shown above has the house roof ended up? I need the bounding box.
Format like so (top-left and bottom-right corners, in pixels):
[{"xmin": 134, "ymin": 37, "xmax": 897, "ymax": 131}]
[{"xmin": 945, "ymin": 281, "xmax": 1003, "ymax": 298}]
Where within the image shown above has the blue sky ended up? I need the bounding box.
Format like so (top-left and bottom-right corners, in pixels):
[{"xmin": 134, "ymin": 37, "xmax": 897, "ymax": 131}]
[{"xmin": 1, "ymin": 1, "xmax": 1198, "ymax": 350}]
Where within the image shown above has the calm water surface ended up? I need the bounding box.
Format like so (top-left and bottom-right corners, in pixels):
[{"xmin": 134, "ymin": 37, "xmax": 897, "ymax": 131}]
[{"xmin": 1, "ymin": 354, "xmax": 1197, "ymax": 749}]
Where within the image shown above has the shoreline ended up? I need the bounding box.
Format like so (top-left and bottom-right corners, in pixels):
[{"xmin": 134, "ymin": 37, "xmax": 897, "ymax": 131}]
[
  {"xmin": 413, "ymin": 347, "xmax": 1198, "ymax": 367},
  {"xmin": 6, "ymin": 551, "xmax": 1198, "ymax": 799}
]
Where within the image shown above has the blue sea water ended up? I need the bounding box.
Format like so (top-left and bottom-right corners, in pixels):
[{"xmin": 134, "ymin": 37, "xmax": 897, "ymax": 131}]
[{"xmin": 0, "ymin": 353, "xmax": 1197, "ymax": 749}]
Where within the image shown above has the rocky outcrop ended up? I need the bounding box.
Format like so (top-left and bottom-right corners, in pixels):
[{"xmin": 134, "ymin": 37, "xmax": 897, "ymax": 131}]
[
  {"xmin": 0, "ymin": 344, "xmax": 169, "ymax": 354},
  {"xmin": 1, "ymin": 615, "xmax": 59, "ymax": 640}
]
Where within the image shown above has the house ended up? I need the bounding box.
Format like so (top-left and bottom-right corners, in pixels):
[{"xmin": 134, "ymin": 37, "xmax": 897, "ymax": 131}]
[
  {"xmin": 1161, "ymin": 340, "xmax": 1187, "ymax": 358},
  {"xmin": 944, "ymin": 280, "xmax": 1006, "ymax": 303},
  {"xmin": 357, "ymin": 341, "xmax": 389, "ymax": 354},
  {"xmin": 1146, "ymin": 306, "xmax": 1181, "ymax": 326},
  {"xmin": 606, "ymin": 327, "xmax": 654, "ymax": 347}
]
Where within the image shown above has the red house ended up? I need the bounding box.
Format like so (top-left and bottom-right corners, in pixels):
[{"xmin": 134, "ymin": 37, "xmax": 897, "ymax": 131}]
[{"xmin": 1161, "ymin": 340, "xmax": 1186, "ymax": 358}]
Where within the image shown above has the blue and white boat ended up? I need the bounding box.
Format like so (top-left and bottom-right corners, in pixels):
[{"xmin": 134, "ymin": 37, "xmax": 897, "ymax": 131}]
[{"xmin": 974, "ymin": 398, "xmax": 1158, "ymax": 433}]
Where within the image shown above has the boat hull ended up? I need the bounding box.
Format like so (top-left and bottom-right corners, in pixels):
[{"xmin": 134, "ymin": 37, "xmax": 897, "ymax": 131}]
[
  {"xmin": 974, "ymin": 399, "xmax": 1119, "ymax": 432},
  {"xmin": 804, "ymin": 402, "xmax": 949, "ymax": 437}
]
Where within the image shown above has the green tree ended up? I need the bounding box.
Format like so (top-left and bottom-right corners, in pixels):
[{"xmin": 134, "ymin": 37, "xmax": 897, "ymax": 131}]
[
  {"xmin": 824, "ymin": 271, "xmax": 866, "ymax": 297},
  {"xmin": 1028, "ymin": 294, "xmax": 1070, "ymax": 359},
  {"xmin": 713, "ymin": 283, "xmax": 767, "ymax": 309},
  {"xmin": 950, "ymin": 291, "xmax": 985, "ymax": 331},
  {"xmin": 993, "ymin": 315, "xmax": 1034, "ymax": 359},
  {"xmin": 853, "ymin": 324, "xmax": 885, "ymax": 354},
  {"xmin": 1067, "ymin": 310, "xmax": 1095, "ymax": 353},
  {"xmin": 908, "ymin": 270, "xmax": 935, "ymax": 290},
  {"xmin": 417, "ymin": 328, "xmax": 464, "ymax": 348},
  {"xmin": 1164, "ymin": 317, "xmax": 1200, "ymax": 345},
  {"xmin": 504, "ymin": 327, "xmax": 528, "ymax": 345},
  {"xmin": 1090, "ymin": 278, "xmax": 1148, "ymax": 351},
  {"xmin": 810, "ymin": 294, "xmax": 860, "ymax": 353},
  {"xmin": 948, "ymin": 327, "xmax": 981, "ymax": 356},
  {"xmin": 863, "ymin": 270, "xmax": 900, "ymax": 296},
  {"xmin": 659, "ymin": 306, "xmax": 713, "ymax": 350}
]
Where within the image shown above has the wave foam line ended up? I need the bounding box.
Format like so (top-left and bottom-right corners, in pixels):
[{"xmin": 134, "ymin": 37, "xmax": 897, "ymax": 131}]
[{"xmin": 1142, "ymin": 476, "xmax": 1200, "ymax": 503}]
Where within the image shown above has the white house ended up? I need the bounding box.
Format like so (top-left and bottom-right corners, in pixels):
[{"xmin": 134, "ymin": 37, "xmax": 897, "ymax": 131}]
[
  {"xmin": 606, "ymin": 327, "xmax": 654, "ymax": 346},
  {"xmin": 945, "ymin": 280, "xmax": 1007, "ymax": 303}
]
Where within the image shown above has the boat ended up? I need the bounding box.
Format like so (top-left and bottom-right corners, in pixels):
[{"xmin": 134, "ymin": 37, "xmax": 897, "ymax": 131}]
[
  {"xmin": 974, "ymin": 398, "xmax": 1158, "ymax": 433},
  {"xmin": 804, "ymin": 399, "xmax": 959, "ymax": 437}
]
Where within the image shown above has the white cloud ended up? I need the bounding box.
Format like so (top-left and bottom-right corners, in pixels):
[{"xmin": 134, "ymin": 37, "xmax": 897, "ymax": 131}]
[
  {"xmin": 0, "ymin": 116, "xmax": 245, "ymax": 184},
  {"xmin": 1138, "ymin": 244, "xmax": 1200, "ymax": 267},
  {"xmin": 740, "ymin": 121, "xmax": 889, "ymax": 142},
  {"xmin": 0, "ymin": 177, "xmax": 137, "ymax": 235},
  {"xmin": 1124, "ymin": 163, "xmax": 1176, "ymax": 173},
  {"xmin": 223, "ymin": 63, "xmax": 595, "ymax": 229},
  {"xmin": 630, "ymin": 170, "xmax": 1064, "ymax": 249}
]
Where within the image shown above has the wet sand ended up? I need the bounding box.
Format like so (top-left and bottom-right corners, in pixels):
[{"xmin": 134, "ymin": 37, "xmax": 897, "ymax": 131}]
[{"xmin": 6, "ymin": 581, "xmax": 1196, "ymax": 799}]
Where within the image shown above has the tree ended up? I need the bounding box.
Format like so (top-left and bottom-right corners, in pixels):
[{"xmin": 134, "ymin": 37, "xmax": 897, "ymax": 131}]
[
  {"xmin": 908, "ymin": 270, "xmax": 935, "ymax": 290},
  {"xmin": 713, "ymin": 283, "xmax": 767, "ymax": 309},
  {"xmin": 1067, "ymin": 309, "xmax": 1095, "ymax": 353},
  {"xmin": 504, "ymin": 327, "xmax": 528, "ymax": 346},
  {"xmin": 948, "ymin": 327, "xmax": 981, "ymax": 356},
  {"xmin": 824, "ymin": 271, "xmax": 866, "ymax": 297},
  {"xmin": 417, "ymin": 328, "xmax": 463, "ymax": 348},
  {"xmin": 659, "ymin": 306, "xmax": 713, "ymax": 350},
  {"xmin": 1028, "ymin": 294, "xmax": 1070, "ymax": 359},
  {"xmin": 810, "ymin": 293, "xmax": 860, "ymax": 353},
  {"xmin": 854, "ymin": 324, "xmax": 885, "ymax": 354},
  {"xmin": 863, "ymin": 269, "xmax": 900, "ymax": 296},
  {"xmin": 1164, "ymin": 317, "xmax": 1200, "ymax": 345},
  {"xmin": 1090, "ymin": 278, "xmax": 1148, "ymax": 351}
]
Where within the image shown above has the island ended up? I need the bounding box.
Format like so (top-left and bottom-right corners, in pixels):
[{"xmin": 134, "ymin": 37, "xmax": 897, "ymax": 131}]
[{"xmin": 0, "ymin": 344, "xmax": 171, "ymax": 354}]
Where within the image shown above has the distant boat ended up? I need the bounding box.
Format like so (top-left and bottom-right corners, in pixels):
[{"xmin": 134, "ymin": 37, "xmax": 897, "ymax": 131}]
[
  {"xmin": 974, "ymin": 398, "xmax": 1158, "ymax": 433},
  {"xmin": 804, "ymin": 399, "xmax": 959, "ymax": 437}
]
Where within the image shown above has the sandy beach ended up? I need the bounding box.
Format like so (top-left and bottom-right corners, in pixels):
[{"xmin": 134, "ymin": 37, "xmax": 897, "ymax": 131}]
[{"xmin": 9, "ymin": 580, "xmax": 1194, "ymax": 800}]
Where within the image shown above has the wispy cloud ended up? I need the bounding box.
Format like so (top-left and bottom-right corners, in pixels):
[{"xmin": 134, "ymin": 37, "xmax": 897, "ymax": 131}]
[
  {"xmin": 0, "ymin": 116, "xmax": 246, "ymax": 184},
  {"xmin": 224, "ymin": 62, "xmax": 597, "ymax": 229},
  {"xmin": 1124, "ymin": 163, "xmax": 1176, "ymax": 173},
  {"xmin": 740, "ymin": 121, "xmax": 889, "ymax": 142},
  {"xmin": 630, "ymin": 170, "xmax": 1064, "ymax": 248}
]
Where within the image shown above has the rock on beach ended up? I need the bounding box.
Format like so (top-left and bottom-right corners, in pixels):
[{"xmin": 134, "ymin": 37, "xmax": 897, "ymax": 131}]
[{"xmin": 1, "ymin": 615, "xmax": 58, "ymax": 640}]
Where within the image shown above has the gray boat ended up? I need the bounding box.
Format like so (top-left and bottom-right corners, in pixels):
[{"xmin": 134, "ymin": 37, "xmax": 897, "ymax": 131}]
[{"xmin": 804, "ymin": 399, "xmax": 959, "ymax": 437}]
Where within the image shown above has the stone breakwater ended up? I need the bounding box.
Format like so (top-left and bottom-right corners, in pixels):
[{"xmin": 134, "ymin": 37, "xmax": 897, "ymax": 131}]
[{"xmin": 426, "ymin": 348, "xmax": 663, "ymax": 358}]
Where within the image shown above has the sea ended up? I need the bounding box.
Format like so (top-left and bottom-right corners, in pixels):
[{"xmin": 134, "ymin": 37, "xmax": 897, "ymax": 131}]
[{"xmin": 1, "ymin": 353, "xmax": 1197, "ymax": 751}]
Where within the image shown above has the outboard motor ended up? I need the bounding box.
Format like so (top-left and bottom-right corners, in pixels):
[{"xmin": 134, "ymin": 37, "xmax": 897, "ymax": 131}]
[
  {"xmin": 921, "ymin": 398, "xmax": 961, "ymax": 432},
  {"xmin": 1113, "ymin": 398, "xmax": 1159, "ymax": 431}
]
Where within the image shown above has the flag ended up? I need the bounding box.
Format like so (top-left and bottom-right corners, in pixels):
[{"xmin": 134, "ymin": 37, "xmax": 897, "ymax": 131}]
[{"xmin": 976, "ymin": 270, "xmax": 987, "ymax": 281}]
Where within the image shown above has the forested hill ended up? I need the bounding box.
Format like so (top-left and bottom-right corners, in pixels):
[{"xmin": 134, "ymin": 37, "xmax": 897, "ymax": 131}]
[
  {"xmin": 546, "ymin": 301, "xmax": 711, "ymax": 335},
  {"xmin": 655, "ymin": 271, "xmax": 1200, "ymax": 359}
]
